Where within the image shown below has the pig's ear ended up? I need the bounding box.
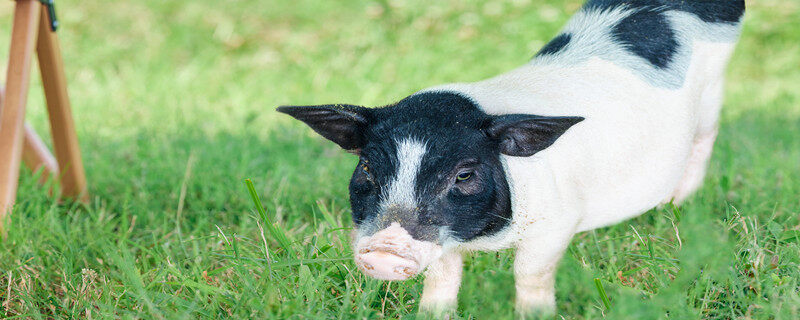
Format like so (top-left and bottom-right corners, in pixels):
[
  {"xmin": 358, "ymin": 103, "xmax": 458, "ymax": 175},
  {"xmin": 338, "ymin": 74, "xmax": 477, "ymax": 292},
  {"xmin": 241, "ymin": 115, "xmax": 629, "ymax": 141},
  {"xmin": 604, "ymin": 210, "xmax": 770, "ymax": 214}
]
[
  {"xmin": 485, "ymin": 114, "xmax": 584, "ymax": 157},
  {"xmin": 277, "ymin": 104, "xmax": 371, "ymax": 152}
]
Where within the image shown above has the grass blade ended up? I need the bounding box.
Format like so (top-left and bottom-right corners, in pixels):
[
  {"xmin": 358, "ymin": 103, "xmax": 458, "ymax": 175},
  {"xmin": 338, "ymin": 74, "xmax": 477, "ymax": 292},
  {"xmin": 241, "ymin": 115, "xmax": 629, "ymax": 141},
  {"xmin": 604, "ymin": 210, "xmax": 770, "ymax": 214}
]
[
  {"xmin": 594, "ymin": 278, "xmax": 611, "ymax": 311},
  {"xmin": 245, "ymin": 179, "xmax": 295, "ymax": 257}
]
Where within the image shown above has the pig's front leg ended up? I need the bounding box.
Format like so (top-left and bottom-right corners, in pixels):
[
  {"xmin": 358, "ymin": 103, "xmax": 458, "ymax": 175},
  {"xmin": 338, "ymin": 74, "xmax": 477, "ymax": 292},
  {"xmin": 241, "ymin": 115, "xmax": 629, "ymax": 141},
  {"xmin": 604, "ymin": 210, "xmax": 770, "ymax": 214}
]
[
  {"xmin": 418, "ymin": 251, "xmax": 463, "ymax": 314},
  {"xmin": 514, "ymin": 230, "xmax": 575, "ymax": 316}
]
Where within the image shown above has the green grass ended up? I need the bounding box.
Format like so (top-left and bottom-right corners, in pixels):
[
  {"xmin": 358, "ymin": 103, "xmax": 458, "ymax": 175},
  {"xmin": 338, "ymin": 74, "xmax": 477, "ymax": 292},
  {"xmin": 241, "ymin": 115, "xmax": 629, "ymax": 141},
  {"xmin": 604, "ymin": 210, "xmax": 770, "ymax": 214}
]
[{"xmin": 1, "ymin": 0, "xmax": 798, "ymax": 318}]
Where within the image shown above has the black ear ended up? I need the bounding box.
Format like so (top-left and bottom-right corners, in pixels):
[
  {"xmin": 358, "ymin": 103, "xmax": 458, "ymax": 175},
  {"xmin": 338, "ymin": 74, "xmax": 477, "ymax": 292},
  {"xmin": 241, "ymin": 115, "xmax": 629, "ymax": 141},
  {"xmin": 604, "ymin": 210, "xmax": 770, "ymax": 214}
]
[
  {"xmin": 485, "ymin": 114, "xmax": 584, "ymax": 157},
  {"xmin": 277, "ymin": 104, "xmax": 371, "ymax": 152}
]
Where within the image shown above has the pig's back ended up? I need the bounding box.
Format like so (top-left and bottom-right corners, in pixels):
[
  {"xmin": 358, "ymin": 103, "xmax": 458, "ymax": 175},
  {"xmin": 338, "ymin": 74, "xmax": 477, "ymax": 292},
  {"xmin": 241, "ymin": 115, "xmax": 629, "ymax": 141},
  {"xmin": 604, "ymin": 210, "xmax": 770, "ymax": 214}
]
[
  {"xmin": 420, "ymin": 0, "xmax": 744, "ymax": 232},
  {"xmin": 532, "ymin": 0, "xmax": 744, "ymax": 90}
]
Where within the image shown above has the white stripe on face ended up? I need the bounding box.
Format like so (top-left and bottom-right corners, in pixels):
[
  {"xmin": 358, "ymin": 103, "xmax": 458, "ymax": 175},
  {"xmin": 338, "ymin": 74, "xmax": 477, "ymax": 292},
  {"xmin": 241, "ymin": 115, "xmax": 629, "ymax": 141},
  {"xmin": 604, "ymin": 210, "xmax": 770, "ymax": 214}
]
[{"xmin": 380, "ymin": 138, "xmax": 427, "ymax": 211}]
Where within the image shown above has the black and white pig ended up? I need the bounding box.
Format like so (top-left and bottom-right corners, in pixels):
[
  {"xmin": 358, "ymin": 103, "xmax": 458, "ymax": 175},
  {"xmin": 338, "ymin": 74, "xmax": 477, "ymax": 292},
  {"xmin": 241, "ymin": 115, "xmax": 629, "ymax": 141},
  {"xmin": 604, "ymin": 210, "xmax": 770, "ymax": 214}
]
[{"xmin": 278, "ymin": 0, "xmax": 745, "ymax": 314}]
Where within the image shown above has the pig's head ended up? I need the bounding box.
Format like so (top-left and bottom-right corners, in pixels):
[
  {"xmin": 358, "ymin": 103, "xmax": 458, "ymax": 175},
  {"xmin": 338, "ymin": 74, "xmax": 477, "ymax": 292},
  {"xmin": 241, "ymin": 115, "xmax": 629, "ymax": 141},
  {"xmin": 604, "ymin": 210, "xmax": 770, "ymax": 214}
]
[{"xmin": 278, "ymin": 91, "xmax": 582, "ymax": 280}]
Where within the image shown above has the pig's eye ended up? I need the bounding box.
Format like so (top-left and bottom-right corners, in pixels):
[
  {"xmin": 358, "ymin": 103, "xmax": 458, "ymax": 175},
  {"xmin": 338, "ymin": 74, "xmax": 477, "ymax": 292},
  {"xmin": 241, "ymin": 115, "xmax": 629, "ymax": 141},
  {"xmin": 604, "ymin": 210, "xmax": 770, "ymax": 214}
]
[
  {"xmin": 456, "ymin": 171, "xmax": 473, "ymax": 182},
  {"xmin": 359, "ymin": 162, "xmax": 374, "ymax": 181}
]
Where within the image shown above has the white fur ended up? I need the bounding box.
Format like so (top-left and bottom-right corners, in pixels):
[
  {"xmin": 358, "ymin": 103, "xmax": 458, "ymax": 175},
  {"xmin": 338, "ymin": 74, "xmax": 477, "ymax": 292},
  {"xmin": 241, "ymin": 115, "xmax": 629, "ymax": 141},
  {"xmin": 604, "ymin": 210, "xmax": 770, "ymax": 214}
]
[
  {"xmin": 419, "ymin": 251, "xmax": 463, "ymax": 314},
  {"xmin": 672, "ymin": 128, "xmax": 718, "ymax": 204},
  {"xmin": 415, "ymin": 7, "xmax": 742, "ymax": 313},
  {"xmin": 380, "ymin": 138, "xmax": 426, "ymax": 211}
]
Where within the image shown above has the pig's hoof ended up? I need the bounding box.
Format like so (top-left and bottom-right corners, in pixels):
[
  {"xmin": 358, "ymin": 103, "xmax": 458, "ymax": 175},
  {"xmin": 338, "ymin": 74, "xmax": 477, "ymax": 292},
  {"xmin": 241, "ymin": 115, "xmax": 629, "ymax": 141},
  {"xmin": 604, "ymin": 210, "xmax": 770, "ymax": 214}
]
[
  {"xmin": 418, "ymin": 301, "xmax": 457, "ymax": 317},
  {"xmin": 356, "ymin": 250, "xmax": 419, "ymax": 280},
  {"xmin": 515, "ymin": 302, "xmax": 556, "ymax": 319}
]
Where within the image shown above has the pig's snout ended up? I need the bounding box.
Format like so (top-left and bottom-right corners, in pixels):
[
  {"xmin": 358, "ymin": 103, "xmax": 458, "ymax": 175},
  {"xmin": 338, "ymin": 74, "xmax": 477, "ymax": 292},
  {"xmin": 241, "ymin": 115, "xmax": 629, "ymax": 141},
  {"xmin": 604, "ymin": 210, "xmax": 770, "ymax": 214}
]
[
  {"xmin": 356, "ymin": 250, "xmax": 419, "ymax": 281},
  {"xmin": 354, "ymin": 223, "xmax": 442, "ymax": 281}
]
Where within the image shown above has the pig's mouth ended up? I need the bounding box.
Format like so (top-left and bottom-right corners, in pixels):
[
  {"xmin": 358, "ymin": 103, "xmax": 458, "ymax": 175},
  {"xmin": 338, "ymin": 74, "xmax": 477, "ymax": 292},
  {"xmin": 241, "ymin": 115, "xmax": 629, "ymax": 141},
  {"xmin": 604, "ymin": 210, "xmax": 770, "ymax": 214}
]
[{"xmin": 354, "ymin": 222, "xmax": 443, "ymax": 281}]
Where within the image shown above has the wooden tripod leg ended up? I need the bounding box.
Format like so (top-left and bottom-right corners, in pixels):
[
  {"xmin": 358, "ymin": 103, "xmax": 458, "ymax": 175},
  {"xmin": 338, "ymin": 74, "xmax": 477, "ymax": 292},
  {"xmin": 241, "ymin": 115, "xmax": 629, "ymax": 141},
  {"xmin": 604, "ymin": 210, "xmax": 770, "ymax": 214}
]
[
  {"xmin": 1, "ymin": 86, "xmax": 58, "ymax": 184},
  {"xmin": 37, "ymin": 4, "xmax": 88, "ymax": 202},
  {"xmin": 23, "ymin": 123, "xmax": 60, "ymax": 184},
  {"xmin": 0, "ymin": 0, "xmax": 41, "ymax": 227}
]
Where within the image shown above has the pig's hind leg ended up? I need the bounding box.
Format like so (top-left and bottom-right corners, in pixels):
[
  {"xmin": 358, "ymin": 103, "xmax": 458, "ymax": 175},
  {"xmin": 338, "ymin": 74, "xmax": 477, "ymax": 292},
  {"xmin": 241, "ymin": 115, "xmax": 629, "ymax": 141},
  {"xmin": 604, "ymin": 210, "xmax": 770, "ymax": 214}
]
[
  {"xmin": 419, "ymin": 251, "xmax": 463, "ymax": 314},
  {"xmin": 671, "ymin": 129, "xmax": 718, "ymax": 204},
  {"xmin": 671, "ymin": 80, "xmax": 724, "ymax": 205}
]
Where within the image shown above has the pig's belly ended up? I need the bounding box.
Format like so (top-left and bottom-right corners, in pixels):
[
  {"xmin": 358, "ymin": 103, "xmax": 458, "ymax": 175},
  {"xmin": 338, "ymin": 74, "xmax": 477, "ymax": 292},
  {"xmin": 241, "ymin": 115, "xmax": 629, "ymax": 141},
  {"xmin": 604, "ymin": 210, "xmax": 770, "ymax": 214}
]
[
  {"xmin": 573, "ymin": 43, "xmax": 732, "ymax": 232},
  {"xmin": 572, "ymin": 105, "xmax": 695, "ymax": 232},
  {"xmin": 573, "ymin": 154, "xmax": 690, "ymax": 232}
]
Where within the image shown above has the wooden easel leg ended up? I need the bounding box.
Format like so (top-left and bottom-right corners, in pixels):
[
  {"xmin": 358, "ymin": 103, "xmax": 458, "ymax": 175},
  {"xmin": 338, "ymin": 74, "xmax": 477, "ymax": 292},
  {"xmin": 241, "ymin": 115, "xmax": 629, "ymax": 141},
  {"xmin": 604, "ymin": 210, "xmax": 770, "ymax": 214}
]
[
  {"xmin": 36, "ymin": 5, "xmax": 88, "ymax": 202},
  {"xmin": 23, "ymin": 123, "xmax": 60, "ymax": 184},
  {"xmin": 0, "ymin": 0, "xmax": 41, "ymax": 228},
  {"xmin": 3, "ymin": 90, "xmax": 60, "ymax": 189}
]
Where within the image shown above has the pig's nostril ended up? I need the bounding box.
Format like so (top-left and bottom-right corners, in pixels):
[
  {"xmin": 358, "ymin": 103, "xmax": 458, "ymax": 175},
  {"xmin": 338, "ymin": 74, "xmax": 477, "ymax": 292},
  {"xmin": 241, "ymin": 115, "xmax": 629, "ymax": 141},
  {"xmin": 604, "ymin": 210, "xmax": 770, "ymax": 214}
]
[
  {"xmin": 356, "ymin": 250, "xmax": 420, "ymax": 281},
  {"xmin": 395, "ymin": 266, "xmax": 416, "ymax": 277}
]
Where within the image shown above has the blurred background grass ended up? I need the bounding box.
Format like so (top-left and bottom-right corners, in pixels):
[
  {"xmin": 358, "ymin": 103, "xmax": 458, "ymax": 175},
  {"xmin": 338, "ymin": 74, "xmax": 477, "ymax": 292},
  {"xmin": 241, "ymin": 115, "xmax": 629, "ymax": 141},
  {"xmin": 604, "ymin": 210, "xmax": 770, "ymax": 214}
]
[{"xmin": 0, "ymin": 0, "xmax": 798, "ymax": 318}]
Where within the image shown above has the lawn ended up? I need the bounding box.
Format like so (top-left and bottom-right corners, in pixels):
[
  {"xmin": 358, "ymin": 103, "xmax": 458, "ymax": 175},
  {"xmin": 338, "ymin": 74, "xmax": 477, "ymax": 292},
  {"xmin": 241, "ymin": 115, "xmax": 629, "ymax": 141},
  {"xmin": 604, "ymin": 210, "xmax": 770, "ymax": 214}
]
[{"xmin": 1, "ymin": 0, "xmax": 798, "ymax": 318}]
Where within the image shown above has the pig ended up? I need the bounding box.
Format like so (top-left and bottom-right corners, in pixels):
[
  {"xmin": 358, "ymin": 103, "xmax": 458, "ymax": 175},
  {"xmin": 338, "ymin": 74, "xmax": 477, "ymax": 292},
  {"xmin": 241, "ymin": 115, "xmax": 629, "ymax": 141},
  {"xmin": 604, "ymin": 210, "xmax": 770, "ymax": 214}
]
[{"xmin": 277, "ymin": 0, "xmax": 745, "ymax": 315}]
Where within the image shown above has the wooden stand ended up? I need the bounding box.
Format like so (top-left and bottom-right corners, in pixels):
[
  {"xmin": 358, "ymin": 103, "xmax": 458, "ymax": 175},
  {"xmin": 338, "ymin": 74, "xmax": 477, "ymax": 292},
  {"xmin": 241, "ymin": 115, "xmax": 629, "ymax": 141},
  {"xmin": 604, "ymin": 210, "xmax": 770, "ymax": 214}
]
[{"xmin": 0, "ymin": 0, "xmax": 87, "ymax": 232}]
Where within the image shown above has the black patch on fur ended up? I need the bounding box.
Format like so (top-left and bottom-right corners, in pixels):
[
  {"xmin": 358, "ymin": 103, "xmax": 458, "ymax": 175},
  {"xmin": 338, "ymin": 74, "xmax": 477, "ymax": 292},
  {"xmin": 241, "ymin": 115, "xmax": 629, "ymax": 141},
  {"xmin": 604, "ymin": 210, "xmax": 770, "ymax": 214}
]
[
  {"xmin": 613, "ymin": 6, "xmax": 678, "ymax": 69},
  {"xmin": 536, "ymin": 33, "xmax": 572, "ymax": 57},
  {"xmin": 670, "ymin": 1, "xmax": 746, "ymax": 24},
  {"xmin": 584, "ymin": 0, "xmax": 744, "ymax": 24},
  {"xmin": 580, "ymin": 0, "xmax": 744, "ymax": 69}
]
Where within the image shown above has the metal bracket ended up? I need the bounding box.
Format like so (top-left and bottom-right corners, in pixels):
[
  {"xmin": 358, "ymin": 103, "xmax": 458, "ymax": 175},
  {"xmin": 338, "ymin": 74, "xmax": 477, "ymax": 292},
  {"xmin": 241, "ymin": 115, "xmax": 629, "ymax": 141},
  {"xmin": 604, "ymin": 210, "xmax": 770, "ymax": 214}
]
[{"xmin": 38, "ymin": 0, "xmax": 58, "ymax": 31}]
